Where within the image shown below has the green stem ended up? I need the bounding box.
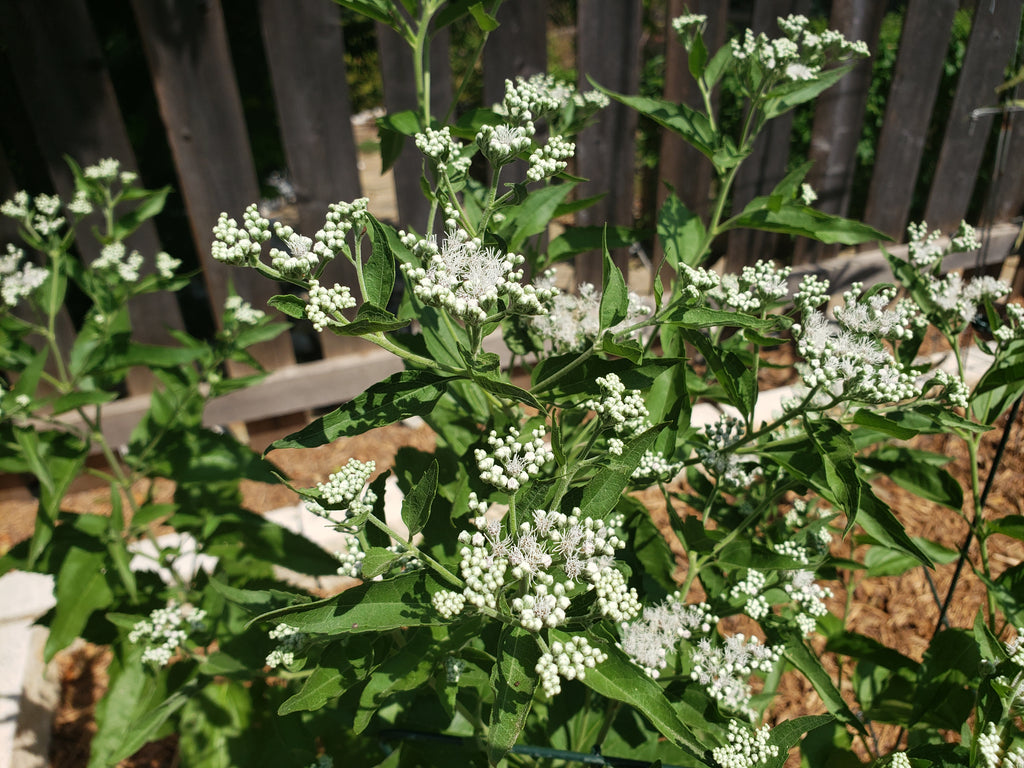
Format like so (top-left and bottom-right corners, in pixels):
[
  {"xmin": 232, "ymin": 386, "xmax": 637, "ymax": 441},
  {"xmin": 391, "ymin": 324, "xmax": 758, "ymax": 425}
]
[
  {"xmin": 532, "ymin": 343, "xmax": 596, "ymax": 393},
  {"xmin": 363, "ymin": 512, "xmax": 464, "ymax": 590}
]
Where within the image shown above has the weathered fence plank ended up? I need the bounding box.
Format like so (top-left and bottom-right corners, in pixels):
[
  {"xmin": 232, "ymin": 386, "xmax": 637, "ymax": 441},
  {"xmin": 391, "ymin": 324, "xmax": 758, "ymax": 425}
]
[
  {"xmin": 131, "ymin": 0, "xmax": 295, "ymax": 373},
  {"xmin": 575, "ymin": 0, "xmax": 644, "ymax": 284},
  {"xmin": 258, "ymin": 0, "xmax": 367, "ymax": 358},
  {"xmin": 725, "ymin": 0, "xmax": 809, "ymax": 272},
  {"xmin": 795, "ymin": 0, "xmax": 887, "ymax": 265},
  {"xmin": 0, "ymin": 0, "xmax": 185, "ymax": 394},
  {"xmin": 924, "ymin": 0, "xmax": 1024, "ymax": 233},
  {"xmin": 376, "ymin": 21, "xmax": 454, "ymax": 234},
  {"xmin": 862, "ymin": 0, "xmax": 957, "ymax": 241}
]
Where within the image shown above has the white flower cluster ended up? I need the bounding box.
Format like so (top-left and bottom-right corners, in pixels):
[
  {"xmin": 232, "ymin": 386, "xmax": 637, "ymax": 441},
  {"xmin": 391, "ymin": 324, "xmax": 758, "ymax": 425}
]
[
  {"xmin": 435, "ymin": 508, "xmax": 632, "ymax": 631},
  {"xmin": 93, "ymin": 241, "xmax": 144, "ymax": 282},
  {"xmin": 308, "ymin": 459, "xmax": 377, "ymax": 523},
  {"xmin": 306, "ymin": 279, "xmax": 356, "ymax": 332},
  {"xmin": 887, "ymin": 752, "xmax": 912, "ymax": 768},
  {"xmin": 712, "ymin": 721, "xmax": 779, "ymax": 768},
  {"xmin": 711, "ymin": 260, "xmax": 792, "ymax": 313},
  {"xmin": 928, "ymin": 369, "xmax": 969, "ymax": 410},
  {"xmin": 402, "ymin": 228, "xmax": 554, "ymax": 324},
  {"xmin": 995, "ymin": 303, "xmax": 1024, "ymax": 344},
  {"xmin": 691, "ymin": 634, "xmax": 780, "ymax": 717},
  {"xmin": 929, "ymin": 272, "xmax": 1011, "ymax": 330},
  {"xmin": 784, "ymin": 570, "xmax": 832, "ymax": 636},
  {"xmin": 265, "ymin": 623, "xmax": 305, "ymax": 669},
  {"xmin": 732, "ymin": 14, "xmax": 868, "ymax": 85},
  {"xmin": 834, "ymin": 283, "xmax": 921, "ymax": 341},
  {"xmin": 530, "ymin": 274, "xmax": 653, "ymax": 353},
  {"xmin": 476, "ymin": 123, "xmax": 533, "ymax": 168},
  {"xmin": 792, "ymin": 296, "xmax": 918, "ymax": 404},
  {"xmin": 1, "ymin": 190, "xmax": 66, "ymax": 237},
  {"xmin": 698, "ymin": 415, "xmax": 762, "ymax": 489},
  {"xmin": 619, "ymin": 594, "xmax": 718, "ymax": 678},
  {"xmin": 315, "ymin": 198, "xmax": 369, "ymax": 258},
  {"xmin": 415, "ymin": 126, "xmax": 471, "ymax": 175},
  {"xmin": 224, "ymin": 294, "xmax": 266, "ymax": 326},
  {"xmin": 156, "ymin": 251, "xmax": 181, "ymax": 279},
  {"xmin": 0, "ymin": 245, "xmax": 48, "ymax": 308},
  {"xmin": 129, "ymin": 600, "xmax": 207, "ymax": 667},
  {"xmin": 631, "ymin": 449, "xmax": 682, "ymax": 483},
  {"xmin": 730, "ymin": 570, "xmax": 770, "ymax": 621},
  {"xmin": 978, "ymin": 722, "xmax": 1024, "ymax": 768},
  {"xmin": 535, "ymin": 636, "xmax": 607, "ymax": 697},
  {"xmin": 83, "ymin": 157, "xmax": 137, "ymax": 187},
  {"xmin": 677, "ymin": 263, "xmax": 722, "ymax": 303},
  {"xmin": 475, "ymin": 427, "xmax": 554, "ymax": 491},
  {"xmin": 799, "ymin": 183, "xmax": 818, "ymax": 206},
  {"xmin": 774, "ymin": 541, "xmax": 811, "ymax": 565},
  {"xmin": 671, "ymin": 12, "xmax": 707, "ymax": 43},
  {"xmin": 498, "ymin": 73, "xmax": 608, "ymax": 125},
  {"xmin": 906, "ymin": 220, "xmax": 981, "ymax": 271},
  {"xmin": 212, "ymin": 204, "xmax": 271, "ymax": 266},
  {"xmin": 586, "ymin": 373, "xmax": 650, "ymax": 436}
]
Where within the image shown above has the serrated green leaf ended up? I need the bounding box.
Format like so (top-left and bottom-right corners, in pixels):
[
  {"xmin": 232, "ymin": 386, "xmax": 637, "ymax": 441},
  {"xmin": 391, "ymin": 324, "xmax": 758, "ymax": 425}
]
[
  {"xmin": 402, "ymin": 459, "xmax": 437, "ymax": 537},
  {"xmin": 762, "ymin": 715, "xmax": 835, "ymax": 768},
  {"xmin": 268, "ymin": 293, "xmax": 307, "ymax": 319},
  {"xmin": 268, "ymin": 370, "xmax": 448, "ymax": 451},
  {"xmin": 488, "ymin": 626, "xmax": 540, "ymax": 765},
  {"xmin": 861, "ymin": 447, "xmax": 963, "ymax": 510},
  {"xmin": 582, "ymin": 424, "xmax": 664, "ymax": 519},
  {"xmin": 365, "ymin": 216, "xmax": 396, "ymax": 309}
]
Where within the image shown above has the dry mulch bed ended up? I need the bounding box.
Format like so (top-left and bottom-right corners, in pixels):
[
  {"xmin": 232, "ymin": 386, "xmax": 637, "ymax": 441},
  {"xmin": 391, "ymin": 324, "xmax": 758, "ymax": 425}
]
[{"xmin": 5, "ymin": 392, "xmax": 1024, "ymax": 766}]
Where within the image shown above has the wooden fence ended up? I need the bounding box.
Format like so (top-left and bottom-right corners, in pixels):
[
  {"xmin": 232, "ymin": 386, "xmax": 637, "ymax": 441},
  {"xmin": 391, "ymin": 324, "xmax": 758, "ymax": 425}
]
[{"xmin": 1, "ymin": 0, "xmax": 1023, "ymax": 437}]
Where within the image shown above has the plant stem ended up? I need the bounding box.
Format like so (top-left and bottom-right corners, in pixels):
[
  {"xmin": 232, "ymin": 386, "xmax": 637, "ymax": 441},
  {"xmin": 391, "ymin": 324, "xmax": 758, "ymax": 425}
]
[{"xmin": 363, "ymin": 512, "xmax": 464, "ymax": 590}]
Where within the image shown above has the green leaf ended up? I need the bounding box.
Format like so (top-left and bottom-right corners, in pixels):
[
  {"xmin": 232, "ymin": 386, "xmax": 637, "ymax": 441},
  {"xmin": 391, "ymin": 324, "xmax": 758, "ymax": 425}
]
[
  {"xmin": 861, "ymin": 450, "xmax": 963, "ymax": 511},
  {"xmin": 544, "ymin": 225, "xmax": 636, "ymax": 268},
  {"xmin": 355, "ymin": 628, "xmax": 436, "ymax": 733},
  {"xmin": 598, "ymin": 88, "xmax": 723, "ymax": 170},
  {"xmin": 582, "ymin": 424, "xmax": 663, "ymax": 519},
  {"xmin": 333, "ymin": 0, "xmax": 394, "ymax": 26},
  {"xmin": 334, "ymin": 303, "xmax": 410, "ymax": 336},
  {"xmin": 763, "ymin": 65, "xmax": 852, "ymax": 119},
  {"xmin": 267, "ymin": 293, "xmax": 306, "ymax": 319},
  {"xmin": 209, "ymin": 577, "xmax": 312, "ymax": 616},
  {"xmin": 665, "ymin": 307, "xmax": 790, "ymax": 334},
  {"xmin": 376, "ymin": 110, "xmax": 420, "ymax": 171},
  {"xmin": 487, "ymin": 626, "xmax": 540, "ymax": 765},
  {"xmin": 687, "ymin": 30, "xmax": 708, "ymax": 81},
  {"xmin": 988, "ymin": 514, "xmax": 1024, "ymax": 542},
  {"xmin": 766, "ymin": 621, "xmax": 864, "ymax": 733},
  {"xmin": 45, "ymin": 543, "xmax": 114, "ymax": 660},
  {"xmin": 557, "ymin": 628, "xmax": 709, "ymax": 761},
  {"xmin": 111, "ymin": 186, "xmax": 171, "ymax": 241},
  {"xmin": 178, "ymin": 680, "xmax": 253, "ymax": 768},
  {"xmin": 402, "ymin": 459, "xmax": 437, "ymax": 537},
  {"xmin": 682, "ymin": 329, "xmax": 755, "ymax": 416},
  {"xmin": 862, "ymin": 537, "xmax": 957, "ymax": 578},
  {"xmin": 970, "ymin": 339, "xmax": 1024, "ymax": 425},
  {"xmin": 360, "ymin": 547, "xmax": 402, "ymax": 579},
  {"xmin": 278, "ymin": 638, "xmax": 375, "ymax": 715},
  {"xmin": 502, "ymin": 183, "xmax": 576, "ymax": 252},
  {"xmin": 255, "ymin": 570, "xmax": 447, "ymax": 633},
  {"xmin": 268, "ymin": 370, "xmax": 448, "ymax": 451},
  {"xmin": 727, "ymin": 201, "xmax": 888, "ymax": 246},
  {"xmin": 762, "ymin": 715, "xmax": 835, "ymax": 768},
  {"xmin": 365, "ymin": 216, "xmax": 396, "ymax": 309},
  {"xmin": 468, "ymin": 1, "xmax": 499, "ymax": 31}
]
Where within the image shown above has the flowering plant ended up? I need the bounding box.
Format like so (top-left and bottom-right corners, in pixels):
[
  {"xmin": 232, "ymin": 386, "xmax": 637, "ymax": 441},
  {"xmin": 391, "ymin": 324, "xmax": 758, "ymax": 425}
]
[{"xmin": 5, "ymin": 3, "xmax": 1024, "ymax": 767}]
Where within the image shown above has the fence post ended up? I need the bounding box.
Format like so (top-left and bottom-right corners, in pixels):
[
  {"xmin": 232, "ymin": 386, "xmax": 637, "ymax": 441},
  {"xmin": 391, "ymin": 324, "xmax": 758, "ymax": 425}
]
[
  {"xmin": 132, "ymin": 0, "xmax": 295, "ymax": 374},
  {"xmin": 575, "ymin": 0, "xmax": 644, "ymax": 285},
  {"xmin": 0, "ymin": 0, "xmax": 185, "ymax": 394},
  {"xmin": 794, "ymin": 0, "xmax": 886, "ymax": 265},
  {"xmin": 258, "ymin": 0, "xmax": 368, "ymax": 358},
  {"xmin": 923, "ymin": 0, "xmax": 1024, "ymax": 233},
  {"xmin": 862, "ymin": 0, "xmax": 958, "ymax": 242}
]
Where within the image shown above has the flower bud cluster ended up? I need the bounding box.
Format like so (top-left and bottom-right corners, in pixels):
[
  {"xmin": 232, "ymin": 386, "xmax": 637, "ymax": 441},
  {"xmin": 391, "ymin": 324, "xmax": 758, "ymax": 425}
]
[
  {"xmin": 671, "ymin": 12, "xmax": 707, "ymax": 46},
  {"xmin": 314, "ymin": 198, "xmax": 369, "ymax": 260},
  {"xmin": 402, "ymin": 228, "xmax": 554, "ymax": 324},
  {"xmin": 212, "ymin": 204, "xmax": 271, "ymax": 266},
  {"xmin": 2, "ymin": 190, "xmax": 68, "ymax": 237},
  {"xmin": 784, "ymin": 570, "xmax": 832, "ymax": 636},
  {"xmin": 306, "ymin": 279, "xmax": 356, "ymax": 332},
  {"xmin": 415, "ymin": 126, "xmax": 471, "ymax": 175},
  {"xmin": 620, "ymin": 595, "xmax": 719, "ymax": 678},
  {"xmin": 513, "ymin": 582, "xmax": 572, "ymax": 631},
  {"xmin": 531, "ymin": 276, "xmax": 652, "ymax": 353},
  {"xmin": 224, "ymin": 294, "xmax": 266, "ymax": 326},
  {"xmin": 433, "ymin": 589, "xmax": 467, "ymax": 619},
  {"xmin": 499, "ymin": 73, "xmax": 608, "ymax": 126},
  {"xmin": 677, "ymin": 263, "xmax": 721, "ymax": 303},
  {"xmin": 774, "ymin": 541, "xmax": 811, "ymax": 565},
  {"xmin": 928, "ymin": 369, "xmax": 969, "ymax": 410},
  {"xmin": 270, "ymin": 223, "xmax": 317, "ymax": 278},
  {"xmin": 1005, "ymin": 628, "xmax": 1024, "ymax": 668},
  {"xmin": 0, "ymin": 245, "xmax": 48, "ymax": 308},
  {"xmin": 977, "ymin": 722, "xmax": 1024, "ymax": 768},
  {"xmin": 535, "ymin": 636, "xmax": 607, "ymax": 697},
  {"xmin": 799, "ymin": 183, "xmax": 817, "ymax": 206},
  {"xmin": 995, "ymin": 303, "xmax": 1024, "ymax": 344},
  {"xmin": 906, "ymin": 220, "xmax": 981, "ymax": 271},
  {"xmin": 592, "ymin": 564, "xmax": 642, "ymax": 622},
  {"xmin": 93, "ymin": 241, "xmax": 144, "ymax": 282},
  {"xmin": 266, "ymin": 623, "xmax": 305, "ymax": 669},
  {"xmin": 445, "ymin": 656, "xmax": 467, "ymax": 684},
  {"xmin": 887, "ymin": 752, "xmax": 912, "ymax": 768},
  {"xmin": 129, "ymin": 600, "xmax": 207, "ymax": 667},
  {"xmin": 526, "ymin": 136, "xmax": 575, "ymax": 182},
  {"xmin": 730, "ymin": 570, "xmax": 770, "ymax": 621},
  {"xmin": 711, "ymin": 261, "xmax": 792, "ymax": 313},
  {"xmin": 586, "ymin": 373, "xmax": 650, "ymax": 435},
  {"xmin": 156, "ymin": 251, "xmax": 181, "ymax": 280},
  {"xmin": 308, "ymin": 459, "xmax": 377, "ymax": 523},
  {"xmin": 698, "ymin": 415, "xmax": 761, "ymax": 489},
  {"xmin": 475, "ymin": 427, "xmax": 554, "ymax": 491},
  {"xmin": 711, "ymin": 721, "xmax": 779, "ymax": 768},
  {"xmin": 334, "ymin": 538, "xmax": 365, "ymax": 578},
  {"xmin": 691, "ymin": 634, "xmax": 780, "ymax": 717}
]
